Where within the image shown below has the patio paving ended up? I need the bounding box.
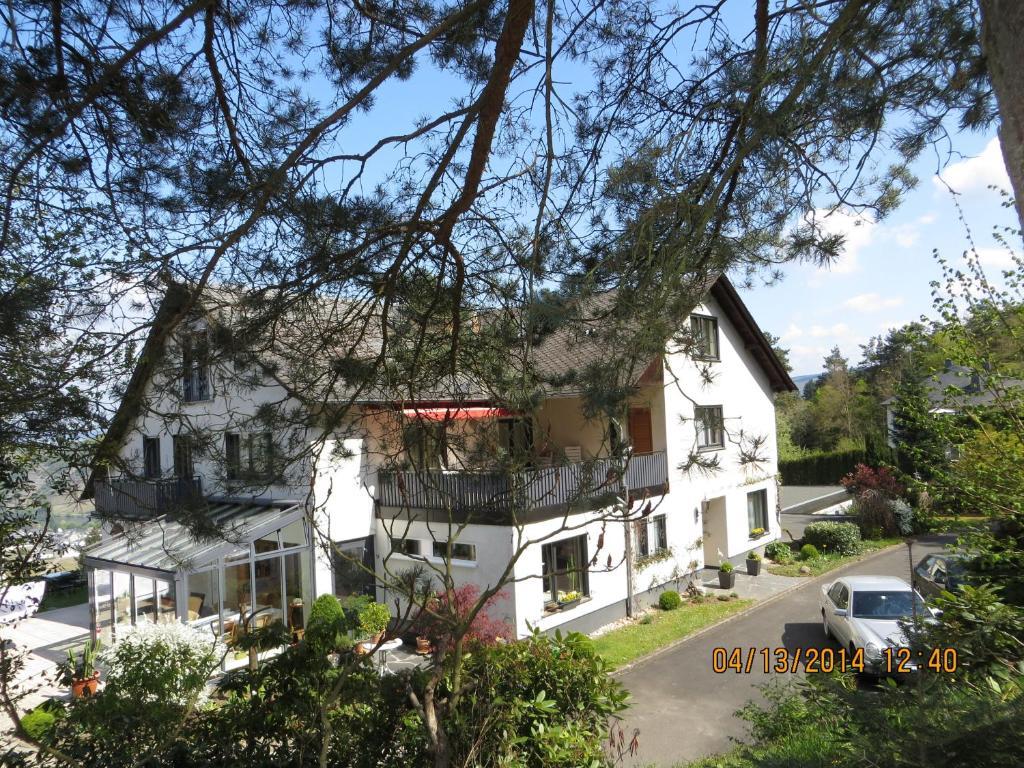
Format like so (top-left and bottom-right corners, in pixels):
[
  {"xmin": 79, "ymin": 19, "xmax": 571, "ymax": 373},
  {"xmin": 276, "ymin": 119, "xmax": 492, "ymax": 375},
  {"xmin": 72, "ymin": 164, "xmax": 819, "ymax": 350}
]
[{"xmin": 698, "ymin": 566, "xmax": 802, "ymax": 602}]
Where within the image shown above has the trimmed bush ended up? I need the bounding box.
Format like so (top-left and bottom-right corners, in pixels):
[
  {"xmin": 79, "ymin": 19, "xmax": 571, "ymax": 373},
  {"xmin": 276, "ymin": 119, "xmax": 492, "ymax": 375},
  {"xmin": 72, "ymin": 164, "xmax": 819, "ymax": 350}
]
[
  {"xmin": 802, "ymin": 521, "xmax": 862, "ymax": 556},
  {"xmin": 658, "ymin": 590, "xmax": 682, "ymax": 611},
  {"xmin": 306, "ymin": 593, "xmax": 348, "ymax": 649},
  {"xmin": 21, "ymin": 704, "xmax": 59, "ymax": 741},
  {"xmin": 891, "ymin": 498, "xmax": 915, "ymax": 535},
  {"xmin": 764, "ymin": 541, "xmax": 794, "ymax": 563},
  {"xmin": 799, "ymin": 543, "xmax": 820, "ymax": 561}
]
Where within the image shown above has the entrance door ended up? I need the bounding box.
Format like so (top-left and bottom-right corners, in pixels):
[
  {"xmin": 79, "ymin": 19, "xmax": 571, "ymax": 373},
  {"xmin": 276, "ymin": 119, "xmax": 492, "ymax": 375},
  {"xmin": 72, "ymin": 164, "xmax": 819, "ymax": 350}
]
[
  {"xmin": 701, "ymin": 496, "xmax": 728, "ymax": 565},
  {"xmin": 628, "ymin": 407, "xmax": 653, "ymax": 454}
]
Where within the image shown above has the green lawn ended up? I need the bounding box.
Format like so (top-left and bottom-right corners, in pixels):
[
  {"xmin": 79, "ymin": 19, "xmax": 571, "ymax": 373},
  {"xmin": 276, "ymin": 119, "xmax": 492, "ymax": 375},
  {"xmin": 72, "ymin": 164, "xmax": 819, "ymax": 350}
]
[
  {"xmin": 767, "ymin": 538, "xmax": 901, "ymax": 578},
  {"xmin": 39, "ymin": 584, "xmax": 88, "ymax": 612},
  {"xmin": 592, "ymin": 598, "xmax": 754, "ymax": 670}
]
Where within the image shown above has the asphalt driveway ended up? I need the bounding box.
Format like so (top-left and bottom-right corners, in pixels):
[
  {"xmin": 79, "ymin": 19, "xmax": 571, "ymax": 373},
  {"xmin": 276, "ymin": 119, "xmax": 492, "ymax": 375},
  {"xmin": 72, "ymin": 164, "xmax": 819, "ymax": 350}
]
[{"xmin": 617, "ymin": 534, "xmax": 954, "ymax": 767}]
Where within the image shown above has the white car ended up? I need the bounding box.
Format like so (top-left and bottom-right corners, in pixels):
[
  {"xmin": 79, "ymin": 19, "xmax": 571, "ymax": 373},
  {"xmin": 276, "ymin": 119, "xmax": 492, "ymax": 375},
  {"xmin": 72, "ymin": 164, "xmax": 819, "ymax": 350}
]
[{"xmin": 820, "ymin": 575, "xmax": 932, "ymax": 673}]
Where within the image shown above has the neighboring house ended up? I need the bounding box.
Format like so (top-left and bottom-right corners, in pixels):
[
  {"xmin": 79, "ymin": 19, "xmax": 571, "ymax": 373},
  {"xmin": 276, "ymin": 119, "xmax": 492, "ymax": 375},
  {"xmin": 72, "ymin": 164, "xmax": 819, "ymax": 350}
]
[
  {"xmin": 883, "ymin": 361, "xmax": 1024, "ymax": 450},
  {"xmin": 80, "ymin": 276, "xmax": 794, "ymax": 655}
]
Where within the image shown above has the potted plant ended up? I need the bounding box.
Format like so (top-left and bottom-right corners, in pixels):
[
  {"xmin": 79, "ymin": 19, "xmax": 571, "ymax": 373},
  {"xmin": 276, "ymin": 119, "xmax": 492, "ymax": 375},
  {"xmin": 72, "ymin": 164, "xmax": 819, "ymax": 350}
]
[
  {"xmin": 357, "ymin": 601, "xmax": 391, "ymax": 645},
  {"xmin": 557, "ymin": 590, "xmax": 582, "ymax": 610},
  {"xmin": 749, "ymin": 527, "xmax": 766, "ymax": 539},
  {"xmin": 718, "ymin": 560, "xmax": 736, "ymax": 589},
  {"xmin": 415, "ymin": 635, "xmax": 434, "ymax": 654},
  {"xmin": 745, "ymin": 551, "xmax": 762, "ymax": 576},
  {"xmin": 59, "ymin": 639, "xmax": 101, "ymax": 698}
]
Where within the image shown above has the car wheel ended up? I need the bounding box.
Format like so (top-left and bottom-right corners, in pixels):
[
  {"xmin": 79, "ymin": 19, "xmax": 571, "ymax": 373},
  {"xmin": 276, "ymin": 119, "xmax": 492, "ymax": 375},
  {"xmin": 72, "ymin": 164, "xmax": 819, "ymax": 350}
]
[{"xmin": 822, "ymin": 609, "xmax": 831, "ymax": 639}]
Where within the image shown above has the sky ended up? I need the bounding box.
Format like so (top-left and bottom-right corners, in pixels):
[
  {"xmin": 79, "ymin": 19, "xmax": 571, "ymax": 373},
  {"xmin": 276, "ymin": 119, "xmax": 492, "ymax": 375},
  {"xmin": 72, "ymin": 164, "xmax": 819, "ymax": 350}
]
[{"xmin": 737, "ymin": 131, "xmax": 1020, "ymax": 376}]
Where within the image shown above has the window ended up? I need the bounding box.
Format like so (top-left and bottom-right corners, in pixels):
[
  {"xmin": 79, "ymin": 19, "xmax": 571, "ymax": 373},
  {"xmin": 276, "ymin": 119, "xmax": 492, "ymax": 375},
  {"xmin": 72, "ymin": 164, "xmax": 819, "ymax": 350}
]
[
  {"xmin": 172, "ymin": 434, "xmax": 194, "ymax": 477},
  {"xmin": 635, "ymin": 514, "xmax": 668, "ymax": 559},
  {"xmin": 142, "ymin": 437, "xmax": 161, "ymax": 479},
  {"xmin": 432, "ymin": 540, "xmax": 476, "ymax": 562},
  {"xmin": 225, "ymin": 433, "xmax": 241, "ymax": 480},
  {"xmin": 828, "ymin": 582, "xmax": 849, "ymax": 610},
  {"xmin": 747, "ymin": 489, "xmax": 768, "ymax": 534},
  {"xmin": 628, "ymin": 407, "xmax": 653, "ymax": 454},
  {"xmin": 393, "ymin": 539, "xmax": 421, "ymax": 556},
  {"xmin": 404, "ymin": 422, "xmax": 447, "ymax": 469},
  {"xmin": 182, "ymin": 330, "xmax": 211, "ymax": 402},
  {"xmin": 225, "ymin": 431, "xmax": 275, "ymax": 482},
  {"xmin": 333, "ymin": 536, "xmax": 375, "ymax": 598},
  {"xmin": 497, "ymin": 417, "xmax": 533, "ymax": 458},
  {"xmin": 690, "ymin": 314, "xmax": 720, "ymax": 360},
  {"xmin": 542, "ymin": 535, "xmax": 589, "ymax": 603},
  {"xmin": 694, "ymin": 405, "xmax": 724, "ymax": 449}
]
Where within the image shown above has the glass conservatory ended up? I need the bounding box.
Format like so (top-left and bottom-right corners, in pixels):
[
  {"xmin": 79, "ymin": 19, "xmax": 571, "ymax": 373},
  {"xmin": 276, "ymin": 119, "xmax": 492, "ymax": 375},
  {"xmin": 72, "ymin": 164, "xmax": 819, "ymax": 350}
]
[{"xmin": 83, "ymin": 499, "xmax": 313, "ymax": 665}]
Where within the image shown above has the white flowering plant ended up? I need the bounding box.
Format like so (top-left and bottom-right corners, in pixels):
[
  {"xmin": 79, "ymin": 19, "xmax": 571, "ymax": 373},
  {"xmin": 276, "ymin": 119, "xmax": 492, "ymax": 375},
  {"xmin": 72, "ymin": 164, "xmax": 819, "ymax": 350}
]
[{"xmin": 98, "ymin": 622, "xmax": 225, "ymax": 707}]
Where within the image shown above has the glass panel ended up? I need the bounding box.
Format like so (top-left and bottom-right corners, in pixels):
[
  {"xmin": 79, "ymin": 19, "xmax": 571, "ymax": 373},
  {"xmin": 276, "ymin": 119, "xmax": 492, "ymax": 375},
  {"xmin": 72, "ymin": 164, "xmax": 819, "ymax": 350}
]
[
  {"xmin": 252, "ymin": 556, "xmax": 284, "ymax": 631},
  {"xmin": 92, "ymin": 569, "xmax": 114, "ymax": 644},
  {"xmin": 543, "ymin": 536, "xmax": 588, "ymax": 601},
  {"xmin": 279, "ymin": 518, "xmax": 306, "ymax": 550},
  {"xmin": 134, "ymin": 575, "xmax": 156, "ymax": 624},
  {"xmin": 112, "ymin": 571, "xmax": 133, "ymax": 635},
  {"xmin": 254, "ymin": 531, "xmax": 279, "ymax": 554},
  {"xmin": 223, "ymin": 561, "xmax": 253, "ymax": 643},
  {"xmin": 155, "ymin": 580, "xmax": 176, "ymax": 623},
  {"xmin": 333, "ymin": 538, "xmax": 375, "ymax": 598},
  {"xmin": 285, "ymin": 550, "xmax": 312, "ymax": 639},
  {"xmin": 187, "ymin": 570, "xmax": 220, "ymax": 627}
]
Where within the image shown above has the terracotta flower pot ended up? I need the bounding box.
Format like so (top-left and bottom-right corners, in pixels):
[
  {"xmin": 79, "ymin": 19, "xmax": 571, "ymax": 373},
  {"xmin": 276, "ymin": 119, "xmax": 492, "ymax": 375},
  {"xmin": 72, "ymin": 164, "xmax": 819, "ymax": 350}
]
[
  {"xmin": 416, "ymin": 636, "xmax": 433, "ymax": 654},
  {"xmin": 72, "ymin": 671, "xmax": 100, "ymax": 698}
]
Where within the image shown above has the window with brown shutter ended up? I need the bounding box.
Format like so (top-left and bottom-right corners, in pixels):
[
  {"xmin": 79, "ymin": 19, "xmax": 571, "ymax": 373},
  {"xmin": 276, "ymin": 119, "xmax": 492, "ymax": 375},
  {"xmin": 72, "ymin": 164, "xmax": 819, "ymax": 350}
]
[{"xmin": 628, "ymin": 407, "xmax": 653, "ymax": 454}]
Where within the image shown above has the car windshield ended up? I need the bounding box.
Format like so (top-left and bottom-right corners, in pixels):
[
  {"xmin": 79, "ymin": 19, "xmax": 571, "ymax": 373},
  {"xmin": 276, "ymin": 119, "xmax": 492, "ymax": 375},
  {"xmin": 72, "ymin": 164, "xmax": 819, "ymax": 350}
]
[{"xmin": 851, "ymin": 590, "xmax": 927, "ymax": 620}]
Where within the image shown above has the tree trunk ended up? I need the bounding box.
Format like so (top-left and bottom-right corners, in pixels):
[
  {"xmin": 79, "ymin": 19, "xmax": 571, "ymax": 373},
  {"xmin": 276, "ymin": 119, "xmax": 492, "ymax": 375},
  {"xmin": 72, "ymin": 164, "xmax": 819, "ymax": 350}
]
[{"xmin": 978, "ymin": 0, "xmax": 1024, "ymax": 237}]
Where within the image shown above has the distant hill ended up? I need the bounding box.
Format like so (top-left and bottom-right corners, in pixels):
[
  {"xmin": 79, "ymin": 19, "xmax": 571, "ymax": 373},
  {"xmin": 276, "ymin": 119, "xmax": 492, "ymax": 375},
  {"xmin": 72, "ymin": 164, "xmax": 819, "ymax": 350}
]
[{"xmin": 790, "ymin": 373, "xmax": 820, "ymax": 396}]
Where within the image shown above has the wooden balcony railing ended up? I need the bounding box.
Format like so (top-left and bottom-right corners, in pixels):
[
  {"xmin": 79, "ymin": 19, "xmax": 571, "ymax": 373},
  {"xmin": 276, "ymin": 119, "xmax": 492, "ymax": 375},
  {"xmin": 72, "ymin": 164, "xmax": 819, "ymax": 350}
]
[
  {"xmin": 377, "ymin": 451, "xmax": 668, "ymax": 523},
  {"xmin": 94, "ymin": 476, "xmax": 204, "ymax": 519}
]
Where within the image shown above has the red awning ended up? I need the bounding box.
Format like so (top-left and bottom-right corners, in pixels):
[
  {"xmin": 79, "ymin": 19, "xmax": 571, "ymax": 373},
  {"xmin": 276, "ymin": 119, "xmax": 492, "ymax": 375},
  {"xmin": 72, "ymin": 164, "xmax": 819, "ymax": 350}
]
[{"xmin": 399, "ymin": 406, "xmax": 518, "ymax": 421}]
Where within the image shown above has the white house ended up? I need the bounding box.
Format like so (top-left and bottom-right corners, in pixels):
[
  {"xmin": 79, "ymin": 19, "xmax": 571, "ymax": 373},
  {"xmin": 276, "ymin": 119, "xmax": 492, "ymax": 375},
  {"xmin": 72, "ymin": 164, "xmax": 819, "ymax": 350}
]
[{"xmin": 81, "ymin": 276, "xmax": 794, "ymax": 649}]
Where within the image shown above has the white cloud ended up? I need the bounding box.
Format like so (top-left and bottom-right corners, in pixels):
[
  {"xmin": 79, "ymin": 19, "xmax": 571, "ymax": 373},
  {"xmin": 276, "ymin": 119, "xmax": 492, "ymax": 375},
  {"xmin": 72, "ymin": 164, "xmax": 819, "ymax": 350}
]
[
  {"xmin": 972, "ymin": 246, "xmax": 1019, "ymax": 270},
  {"xmin": 781, "ymin": 322, "xmax": 804, "ymax": 341},
  {"xmin": 842, "ymin": 293, "xmax": 904, "ymax": 313},
  {"xmin": 809, "ymin": 322, "xmax": 851, "ymax": 339},
  {"xmin": 933, "ymin": 138, "xmax": 1010, "ymax": 196},
  {"xmin": 804, "ymin": 208, "xmax": 876, "ymax": 275}
]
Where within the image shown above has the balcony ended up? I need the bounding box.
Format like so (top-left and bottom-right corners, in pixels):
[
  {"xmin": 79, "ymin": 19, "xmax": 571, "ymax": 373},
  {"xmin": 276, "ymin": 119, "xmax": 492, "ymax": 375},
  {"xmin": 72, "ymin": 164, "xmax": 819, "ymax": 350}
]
[
  {"xmin": 94, "ymin": 476, "xmax": 204, "ymax": 519},
  {"xmin": 376, "ymin": 451, "xmax": 669, "ymax": 524}
]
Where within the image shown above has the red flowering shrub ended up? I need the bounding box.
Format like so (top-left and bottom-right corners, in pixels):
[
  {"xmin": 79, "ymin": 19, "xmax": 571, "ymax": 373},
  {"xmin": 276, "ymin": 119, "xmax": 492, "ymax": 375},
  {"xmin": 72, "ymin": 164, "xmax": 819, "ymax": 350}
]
[
  {"xmin": 416, "ymin": 584, "xmax": 513, "ymax": 648},
  {"xmin": 841, "ymin": 463, "xmax": 904, "ymax": 499}
]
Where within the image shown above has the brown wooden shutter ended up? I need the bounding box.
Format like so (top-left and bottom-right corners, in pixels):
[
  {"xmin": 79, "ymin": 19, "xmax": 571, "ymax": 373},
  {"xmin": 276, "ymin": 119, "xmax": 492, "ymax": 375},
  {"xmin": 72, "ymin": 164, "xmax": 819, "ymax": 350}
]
[{"xmin": 628, "ymin": 407, "xmax": 653, "ymax": 454}]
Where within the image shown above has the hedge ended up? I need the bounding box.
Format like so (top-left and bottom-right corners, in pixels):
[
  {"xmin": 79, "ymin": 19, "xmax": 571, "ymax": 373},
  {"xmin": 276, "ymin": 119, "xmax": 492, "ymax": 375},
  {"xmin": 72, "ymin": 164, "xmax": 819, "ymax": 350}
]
[
  {"xmin": 802, "ymin": 521, "xmax": 862, "ymax": 556},
  {"xmin": 779, "ymin": 448, "xmax": 867, "ymax": 485}
]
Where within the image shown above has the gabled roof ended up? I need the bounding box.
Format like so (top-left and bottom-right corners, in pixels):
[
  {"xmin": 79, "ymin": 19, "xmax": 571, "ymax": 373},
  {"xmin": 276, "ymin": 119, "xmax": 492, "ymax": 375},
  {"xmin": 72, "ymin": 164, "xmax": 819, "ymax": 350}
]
[
  {"xmin": 881, "ymin": 363, "xmax": 1024, "ymax": 411},
  {"xmin": 82, "ymin": 274, "xmax": 794, "ymax": 498}
]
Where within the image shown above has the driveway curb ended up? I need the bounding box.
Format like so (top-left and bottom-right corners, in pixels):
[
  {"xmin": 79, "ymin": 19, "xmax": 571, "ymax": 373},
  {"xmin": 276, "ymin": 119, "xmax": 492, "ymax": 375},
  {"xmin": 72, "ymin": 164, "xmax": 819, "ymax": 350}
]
[{"xmin": 611, "ymin": 542, "xmax": 905, "ymax": 677}]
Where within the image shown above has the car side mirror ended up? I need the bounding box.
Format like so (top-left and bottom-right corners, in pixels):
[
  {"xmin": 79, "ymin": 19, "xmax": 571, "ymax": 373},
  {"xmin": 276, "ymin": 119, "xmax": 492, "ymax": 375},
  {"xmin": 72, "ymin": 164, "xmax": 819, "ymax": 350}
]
[
  {"xmin": 833, "ymin": 608, "xmax": 848, "ymax": 618},
  {"xmin": 935, "ymin": 572, "xmax": 947, "ymax": 584}
]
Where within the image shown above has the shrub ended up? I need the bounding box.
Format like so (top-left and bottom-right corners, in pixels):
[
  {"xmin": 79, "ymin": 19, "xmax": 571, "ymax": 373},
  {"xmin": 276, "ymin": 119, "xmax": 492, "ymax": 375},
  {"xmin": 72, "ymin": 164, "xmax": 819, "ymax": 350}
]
[
  {"xmin": 659, "ymin": 590, "xmax": 682, "ymax": 611},
  {"xmin": 891, "ymin": 498, "xmax": 915, "ymax": 535},
  {"xmin": 98, "ymin": 622, "xmax": 223, "ymax": 707},
  {"xmin": 417, "ymin": 584, "xmax": 513, "ymax": 648},
  {"xmin": 764, "ymin": 541, "xmax": 794, "ymax": 563},
  {"xmin": 357, "ymin": 601, "xmax": 392, "ymax": 638},
  {"xmin": 21, "ymin": 703, "xmax": 60, "ymax": 741},
  {"xmin": 803, "ymin": 521, "xmax": 862, "ymax": 556},
  {"xmin": 779, "ymin": 448, "xmax": 867, "ymax": 485},
  {"xmin": 841, "ymin": 463, "xmax": 904, "ymax": 499},
  {"xmin": 719, "ymin": 560, "xmax": 734, "ymax": 573},
  {"xmin": 306, "ymin": 593, "xmax": 348, "ymax": 649},
  {"xmin": 746, "ymin": 551, "xmax": 762, "ymax": 561},
  {"xmin": 853, "ymin": 489, "xmax": 900, "ymax": 537},
  {"xmin": 800, "ymin": 544, "xmax": 820, "ymax": 561},
  {"xmin": 450, "ymin": 630, "xmax": 630, "ymax": 768}
]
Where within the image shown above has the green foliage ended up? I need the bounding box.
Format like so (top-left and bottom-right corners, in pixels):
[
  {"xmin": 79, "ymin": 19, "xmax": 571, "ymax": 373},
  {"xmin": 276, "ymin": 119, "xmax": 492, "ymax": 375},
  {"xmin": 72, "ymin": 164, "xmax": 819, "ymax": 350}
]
[
  {"xmin": 20, "ymin": 702, "xmax": 61, "ymax": 742},
  {"xmin": 658, "ymin": 590, "xmax": 682, "ymax": 611},
  {"xmin": 802, "ymin": 522, "xmax": 861, "ymax": 556},
  {"xmin": 778, "ymin": 448, "xmax": 867, "ymax": 485},
  {"xmin": 719, "ymin": 560, "xmax": 734, "ymax": 573},
  {"xmin": 306, "ymin": 593, "xmax": 348, "ymax": 650},
  {"xmin": 746, "ymin": 552, "xmax": 761, "ymax": 562},
  {"xmin": 357, "ymin": 601, "xmax": 391, "ymax": 638},
  {"xmin": 448, "ymin": 631, "xmax": 629, "ymax": 768},
  {"xmin": 58, "ymin": 639, "xmax": 100, "ymax": 685},
  {"xmin": 764, "ymin": 541, "xmax": 794, "ymax": 563},
  {"xmin": 799, "ymin": 544, "xmax": 819, "ymax": 561}
]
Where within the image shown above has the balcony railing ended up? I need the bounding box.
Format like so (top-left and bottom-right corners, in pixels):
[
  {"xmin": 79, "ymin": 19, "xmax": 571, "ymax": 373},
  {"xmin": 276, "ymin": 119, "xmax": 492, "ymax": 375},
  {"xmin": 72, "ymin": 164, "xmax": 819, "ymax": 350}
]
[
  {"xmin": 377, "ymin": 451, "xmax": 668, "ymax": 523},
  {"xmin": 94, "ymin": 476, "xmax": 204, "ymax": 519}
]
